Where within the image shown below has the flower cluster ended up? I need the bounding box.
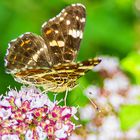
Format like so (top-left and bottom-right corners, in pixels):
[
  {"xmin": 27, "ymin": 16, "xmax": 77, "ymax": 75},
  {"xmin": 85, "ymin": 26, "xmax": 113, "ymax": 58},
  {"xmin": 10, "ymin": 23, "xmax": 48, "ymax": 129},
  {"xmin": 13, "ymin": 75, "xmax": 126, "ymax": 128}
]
[
  {"xmin": 0, "ymin": 86, "xmax": 77, "ymax": 140},
  {"xmin": 69, "ymin": 56, "xmax": 140, "ymax": 140}
]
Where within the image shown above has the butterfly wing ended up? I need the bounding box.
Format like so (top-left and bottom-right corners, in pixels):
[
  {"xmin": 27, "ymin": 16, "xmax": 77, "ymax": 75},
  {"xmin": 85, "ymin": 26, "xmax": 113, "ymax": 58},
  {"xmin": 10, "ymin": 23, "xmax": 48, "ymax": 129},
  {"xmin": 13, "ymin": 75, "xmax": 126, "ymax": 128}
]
[
  {"xmin": 13, "ymin": 58, "xmax": 101, "ymax": 92},
  {"xmin": 5, "ymin": 32, "xmax": 51, "ymax": 74},
  {"xmin": 41, "ymin": 3, "xmax": 86, "ymax": 65}
]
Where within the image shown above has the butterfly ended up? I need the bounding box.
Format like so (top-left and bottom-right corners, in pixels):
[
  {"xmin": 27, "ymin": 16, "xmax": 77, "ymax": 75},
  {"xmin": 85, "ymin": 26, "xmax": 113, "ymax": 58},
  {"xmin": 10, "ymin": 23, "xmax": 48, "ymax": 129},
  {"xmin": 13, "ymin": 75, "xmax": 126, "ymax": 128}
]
[{"xmin": 5, "ymin": 3, "xmax": 101, "ymax": 93}]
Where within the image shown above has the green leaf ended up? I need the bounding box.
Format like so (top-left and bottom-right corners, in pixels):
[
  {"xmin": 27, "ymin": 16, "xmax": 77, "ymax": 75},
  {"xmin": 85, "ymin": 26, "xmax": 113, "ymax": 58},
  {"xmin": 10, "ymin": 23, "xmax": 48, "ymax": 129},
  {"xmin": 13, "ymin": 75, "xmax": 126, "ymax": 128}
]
[
  {"xmin": 121, "ymin": 52, "xmax": 140, "ymax": 84},
  {"xmin": 119, "ymin": 104, "xmax": 140, "ymax": 130}
]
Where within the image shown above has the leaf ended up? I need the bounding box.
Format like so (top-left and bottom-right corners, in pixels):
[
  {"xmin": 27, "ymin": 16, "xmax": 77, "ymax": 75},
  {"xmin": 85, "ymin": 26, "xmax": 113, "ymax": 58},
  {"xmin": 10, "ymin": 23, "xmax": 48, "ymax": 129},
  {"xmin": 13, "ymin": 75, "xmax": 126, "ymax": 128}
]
[
  {"xmin": 121, "ymin": 52, "xmax": 140, "ymax": 84},
  {"xmin": 119, "ymin": 104, "xmax": 140, "ymax": 130}
]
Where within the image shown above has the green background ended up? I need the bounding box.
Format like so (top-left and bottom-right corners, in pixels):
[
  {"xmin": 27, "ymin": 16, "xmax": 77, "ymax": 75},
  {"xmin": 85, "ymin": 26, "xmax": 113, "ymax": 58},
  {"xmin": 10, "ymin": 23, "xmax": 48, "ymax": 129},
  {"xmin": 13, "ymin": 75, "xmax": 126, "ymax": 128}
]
[{"xmin": 0, "ymin": 0, "xmax": 140, "ymax": 133}]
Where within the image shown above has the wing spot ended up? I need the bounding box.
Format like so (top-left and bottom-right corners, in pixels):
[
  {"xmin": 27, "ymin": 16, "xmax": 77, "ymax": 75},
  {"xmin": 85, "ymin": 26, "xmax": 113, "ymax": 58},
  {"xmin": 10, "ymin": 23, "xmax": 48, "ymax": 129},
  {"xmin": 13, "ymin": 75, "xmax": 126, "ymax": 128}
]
[
  {"xmin": 61, "ymin": 9, "xmax": 65, "ymax": 13},
  {"xmin": 72, "ymin": 4, "xmax": 76, "ymax": 7},
  {"xmin": 80, "ymin": 32, "xmax": 83, "ymax": 39},
  {"xmin": 56, "ymin": 13, "xmax": 61, "ymax": 17},
  {"xmin": 69, "ymin": 29, "xmax": 83, "ymax": 38},
  {"xmin": 50, "ymin": 40, "xmax": 58, "ymax": 46},
  {"xmin": 40, "ymin": 48, "xmax": 44, "ymax": 52},
  {"xmin": 14, "ymin": 55, "xmax": 17, "ymax": 60},
  {"xmin": 42, "ymin": 22, "xmax": 47, "ymax": 28},
  {"xmin": 77, "ymin": 30, "xmax": 80, "ymax": 37},
  {"xmin": 24, "ymin": 32, "xmax": 31, "ymax": 35},
  {"xmin": 25, "ymin": 40, "xmax": 31, "ymax": 44},
  {"xmin": 65, "ymin": 60, "xmax": 71, "ymax": 62},
  {"xmin": 60, "ymin": 17, "xmax": 64, "ymax": 21},
  {"xmin": 80, "ymin": 18, "xmax": 85, "ymax": 23},
  {"xmin": 76, "ymin": 16, "xmax": 79, "ymax": 20},
  {"xmin": 10, "ymin": 38, "xmax": 17, "ymax": 43},
  {"xmin": 33, "ymin": 54, "xmax": 39, "ymax": 62},
  {"xmin": 20, "ymin": 40, "xmax": 31, "ymax": 47},
  {"xmin": 64, "ymin": 12, "xmax": 67, "ymax": 16},
  {"xmin": 49, "ymin": 17, "xmax": 55, "ymax": 21},
  {"xmin": 26, "ymin": 48, "xmax": 31, "ymax": 51},
  {"xmin": 46, "ymin": 29, "xmax": 52, "ymax": 35},
  {"xmin": 68, "ymin": 29, "xmax": 77, "ymax": 38},
  {"xmin": 20, "ymin": 42, "xmax": 24, "ymax": 47},
  {"xmin": 66, "ymin": 20, "xmax": 71, "ymax": 25},
  {"xmin": 55, "ymin": 30, "xmax": 59, "ymax": 33},
  {"xmin": 76, "ymin": 3, "xmax": 86, "ymax": 9},
  {"xmin": 58, "ymin": 41, "xmax": 65, "ymax": 47}
]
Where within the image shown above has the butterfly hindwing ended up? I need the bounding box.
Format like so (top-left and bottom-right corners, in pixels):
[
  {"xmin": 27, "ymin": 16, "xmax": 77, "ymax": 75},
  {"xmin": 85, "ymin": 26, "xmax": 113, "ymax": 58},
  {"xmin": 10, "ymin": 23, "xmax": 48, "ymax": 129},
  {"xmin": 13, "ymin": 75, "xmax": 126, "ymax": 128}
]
[
  {"xmin": 5, "ymin": 33, "xmax": 51, "ymax": 73},
  {"xmin": 42, "ymin": 4, "xmax": 86, "ymax": 65},
  {"xmin": 14, "ymin": 58, "xmax": 101, "ymax": 92}
]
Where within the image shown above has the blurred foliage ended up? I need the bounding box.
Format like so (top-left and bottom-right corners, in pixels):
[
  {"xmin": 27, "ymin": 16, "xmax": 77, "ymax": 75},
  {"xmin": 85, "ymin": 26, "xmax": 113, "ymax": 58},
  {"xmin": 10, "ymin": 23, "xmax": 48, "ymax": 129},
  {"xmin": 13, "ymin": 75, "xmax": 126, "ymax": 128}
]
[
  {"xmin": 121, "ymin": 52, "xmax": 140, "ymax": 84},
  {"xmin": 0, "ymin": 0, "xmax": 140, "ymax": 133},
  {"xmin": 119, "ymin": 105, "xmax": 140, "ymax": 130}
]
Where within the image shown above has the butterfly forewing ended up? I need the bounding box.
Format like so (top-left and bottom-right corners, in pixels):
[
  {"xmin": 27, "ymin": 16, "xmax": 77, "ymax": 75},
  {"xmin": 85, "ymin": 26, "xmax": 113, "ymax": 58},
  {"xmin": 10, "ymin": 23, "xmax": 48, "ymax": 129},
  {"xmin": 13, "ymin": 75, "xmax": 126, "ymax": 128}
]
[
  {"xmin": 42, "ymin": 4, "xmax": 86, "ymax": 65},
  {"xmin": 5, "ymin": 33, "xmax": 51, "ymax": 73}
]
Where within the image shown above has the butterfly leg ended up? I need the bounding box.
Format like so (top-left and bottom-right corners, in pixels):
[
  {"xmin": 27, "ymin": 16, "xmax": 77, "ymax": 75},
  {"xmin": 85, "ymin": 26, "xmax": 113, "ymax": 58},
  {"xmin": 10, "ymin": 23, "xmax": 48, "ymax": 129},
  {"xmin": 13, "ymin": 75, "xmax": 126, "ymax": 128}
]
[{"xmin": 64, "ymin": 89, "xmax": 68, "ymax": 106}]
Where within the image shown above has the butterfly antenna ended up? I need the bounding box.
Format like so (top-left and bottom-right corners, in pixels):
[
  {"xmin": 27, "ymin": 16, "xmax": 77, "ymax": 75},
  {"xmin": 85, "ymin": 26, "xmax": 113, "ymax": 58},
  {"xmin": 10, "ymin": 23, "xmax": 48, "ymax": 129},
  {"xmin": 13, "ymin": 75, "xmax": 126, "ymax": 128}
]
[
  {"xmin": 78, "ymin": 84, "xmax": 101, "ymax": 113},
  {"xmin": 87, "ymin": 92, "xmax": 101, "ymax": 113}
]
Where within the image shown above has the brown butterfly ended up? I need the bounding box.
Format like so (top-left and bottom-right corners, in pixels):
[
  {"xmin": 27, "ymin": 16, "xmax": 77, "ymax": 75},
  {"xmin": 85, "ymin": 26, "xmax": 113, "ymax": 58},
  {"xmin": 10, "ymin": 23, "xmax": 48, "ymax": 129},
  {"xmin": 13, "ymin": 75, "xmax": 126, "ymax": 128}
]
[{"xmin": 5, "ymin": 3, "xmax": 101, "ymax": 93}]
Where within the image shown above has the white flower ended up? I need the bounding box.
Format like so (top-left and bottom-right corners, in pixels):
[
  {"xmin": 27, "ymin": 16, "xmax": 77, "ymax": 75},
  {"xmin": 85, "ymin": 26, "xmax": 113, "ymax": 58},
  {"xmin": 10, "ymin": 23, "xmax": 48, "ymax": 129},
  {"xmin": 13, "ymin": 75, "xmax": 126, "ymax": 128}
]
[
  {"xmin": 0, "ymin": 108, "xmax": 12, "ymax": 120},
  {"xmin": 15, "ymin": 97, "xmax": 22, "ymax": 108},
  {"xmin": 25, "ymin": 129, "xmax": 33, "ymax": 140},
  {"xmin": 55, "ymin": 124, "xmax": 69, "ymax": 138},
  {"xmin": 1, "ymin": 134, "xmax": 19, "ymax": 140},
  {"xmin": 71, "ymin": 107, "xmax": 77, "ymax": 114},
  {"xmin": 86, "ymin": 122, "xmax": 97, "ymax": 132},
  {"xmin": 86, "ymin": 134, "xmax": 97, "ymax": 140},
  {"xmin": 125, "ymin": 124, "xmax": 140, "ymax": 139},
  {"xmin": 104, "ymin": 73, "xmax": 129, "ymax": 94},
  {"xmin": 79, "ymin": 104, "xmax": 95, "ymax": 120},
  {"xmin": 99, "ymin": 116, "xmax": 123, "ymax": 139},
  {"xmin": 8, "ymin": 119, "xmax": 18, "ymax": 126},
  {"xmin": 84, "ymin": 85, "xmax": 100, "ymax": 99},
  {"xmin": 94, "ymin": 56, "xmax": 119, "ymax": 73},
  {"xmin": 69, "ymin": 133, "xmax": 83, "ymax": 140},
  {"xmin": 127, "ymin": 86, "xmax": 140, "ymax": 104},
  {"xmin": 8, "ymin": 90, "xmax": 18, "ymax": 97},
  {"xmin": 62, "ymin": 108, "xmax": 71, "ymax": 116},
  {"xmin": 26, "ymin": 112, "xmax": 34, "ymax": 120},
  {"xmin": 36, "ymin": 126, "xmax": 47, "ymax": 140},
  {"xmin": 108, "ymin": 94, "xmax": 125, "ymax": 110},
  {"xmin": 0, "ymin": 86, "xmax": 77, "ymax": 140},
  {"xmin": 0, "ymin": 99, "xmax": 11, "ymax": 107}
]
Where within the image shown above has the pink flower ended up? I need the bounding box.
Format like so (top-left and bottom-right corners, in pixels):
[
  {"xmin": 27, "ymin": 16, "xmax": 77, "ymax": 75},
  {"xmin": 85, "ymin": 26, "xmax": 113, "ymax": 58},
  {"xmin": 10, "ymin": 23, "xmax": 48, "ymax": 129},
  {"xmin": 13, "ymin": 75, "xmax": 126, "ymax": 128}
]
[{"xmin": 0, "ymin": 86, "xmax": 77, "ymax": 140}]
